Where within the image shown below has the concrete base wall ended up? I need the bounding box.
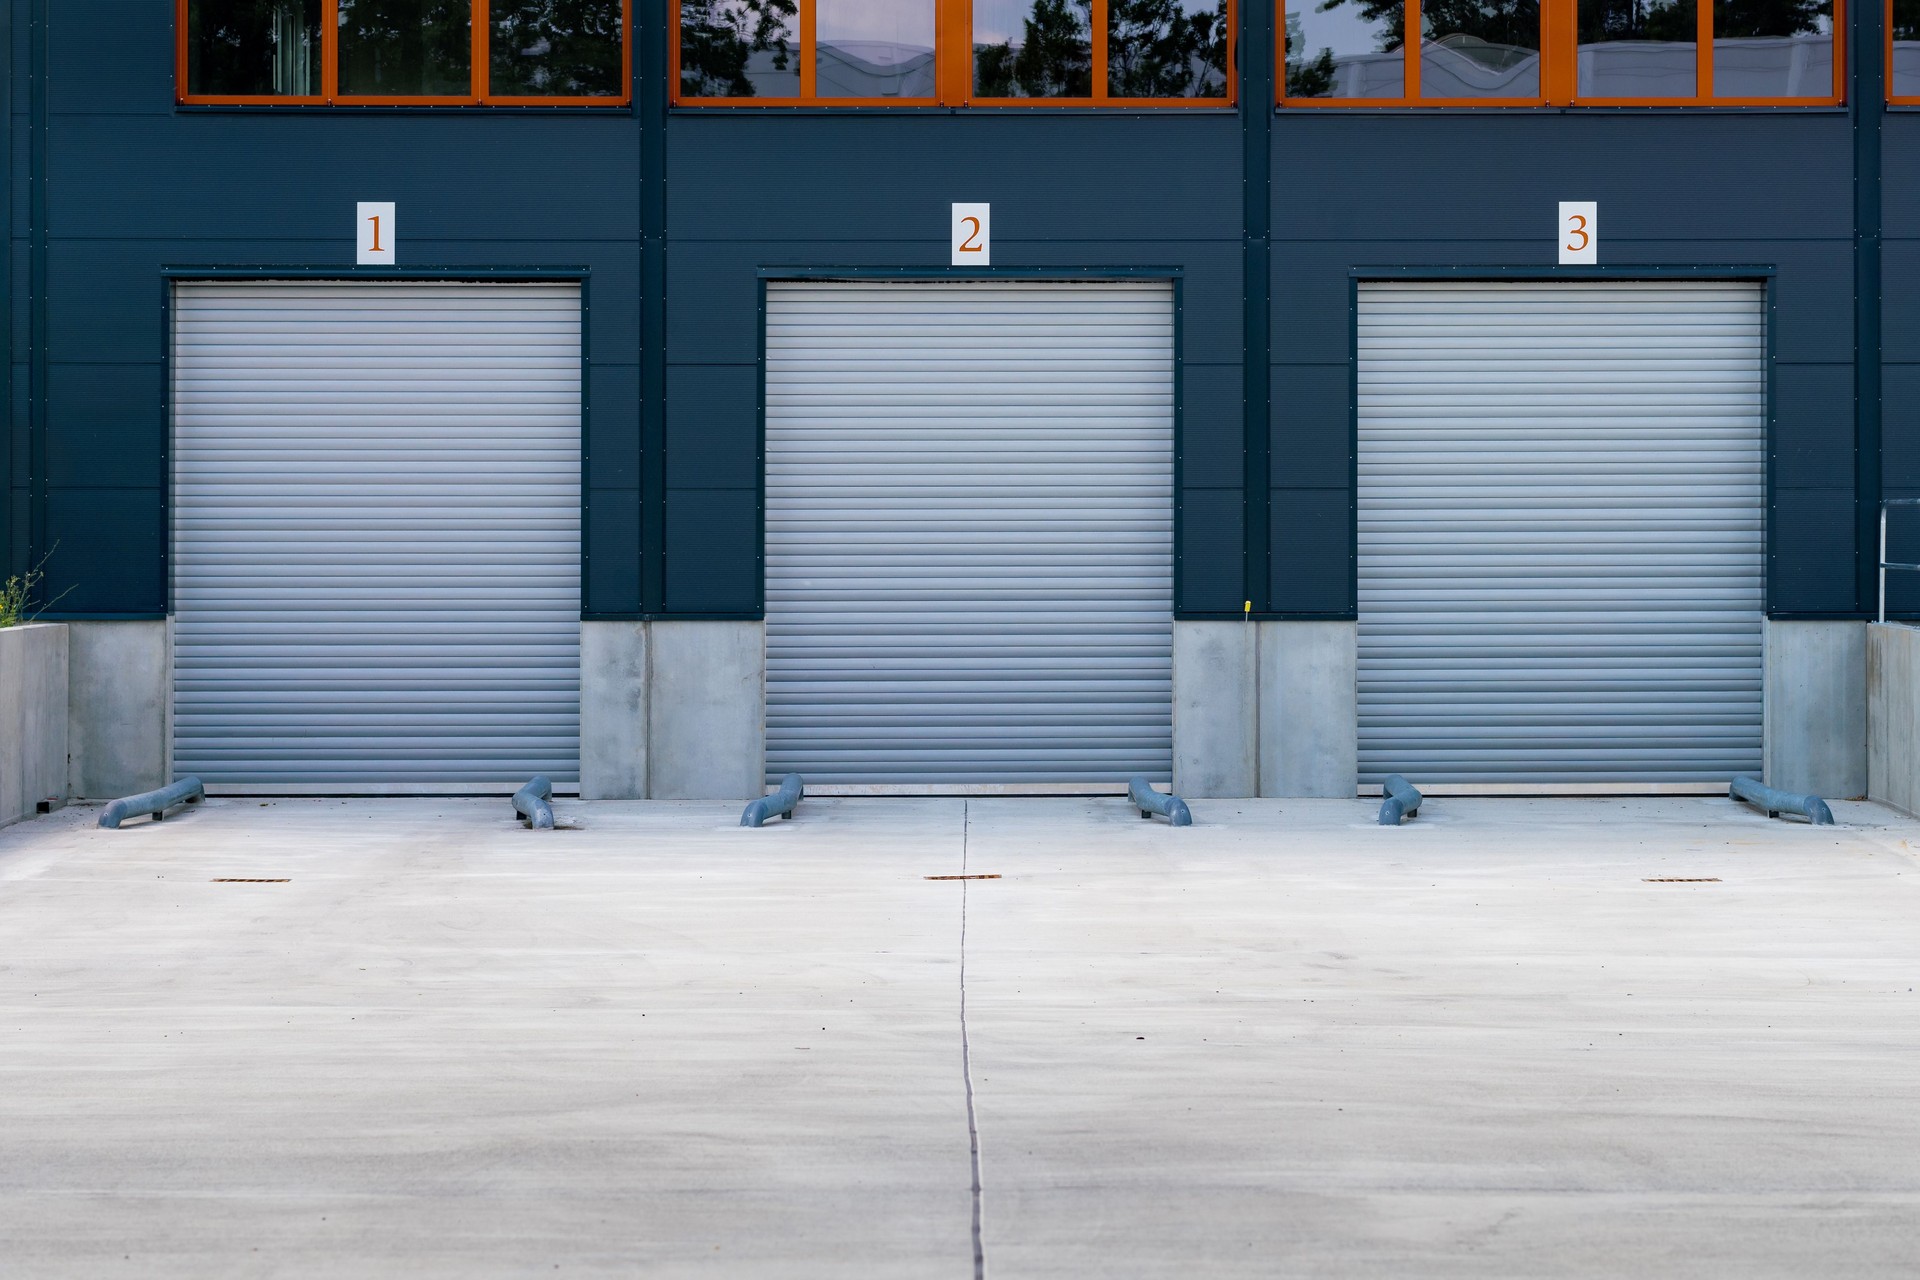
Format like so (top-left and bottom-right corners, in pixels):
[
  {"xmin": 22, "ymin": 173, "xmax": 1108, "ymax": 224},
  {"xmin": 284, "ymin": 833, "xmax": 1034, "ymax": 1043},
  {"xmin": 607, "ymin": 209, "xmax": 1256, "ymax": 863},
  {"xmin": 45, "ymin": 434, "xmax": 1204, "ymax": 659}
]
[
  {"xmin": 1258, "ymin": 621, "xmax": 1358, "ymax": 798},
  {"xmin": 1174, "ymin": 620, "xmax": 1359, "ymax": 799},
  {"xmin": 1172, "ymin": 622, "xmax": 1256, "ymax": 798},
  {"xmin": 649, "ymin": 622, "xmax": 764, "ymax": 801},
  {"xmin": 1868, "ymin": 623, "xmax": 1920, "ymax": 816},
  {"xmin": 0, "ymin": 624, "xmax": 69, "ymax": 829},
  {"xmin": 579, "ymin": 620, "xmax": 764, "ymax": 801},
  {"xmin": 69, "ymin": 621, "xmax": 169, "ymax": 800},
  {"xmin": 580, "ymin": 622, "xmax": 649, "ymax": 801},
  {"xmin": 1763, "ymin": 619, "xmax": 1866, "ymax": 800}
]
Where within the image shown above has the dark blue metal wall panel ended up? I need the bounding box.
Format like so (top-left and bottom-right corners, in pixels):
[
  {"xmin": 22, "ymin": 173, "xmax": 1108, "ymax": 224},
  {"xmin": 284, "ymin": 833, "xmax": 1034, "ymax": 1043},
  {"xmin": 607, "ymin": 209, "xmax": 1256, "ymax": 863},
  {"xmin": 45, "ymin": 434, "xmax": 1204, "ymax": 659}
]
[
  {"xmin": 1181, "ymin": 363, "xmax": 1242, "ymax": 490},
  {"xmin": 665, "ymin": 488, "xmax": 758, "ymax": 614},
  {"xmin": 669, "ymin": 114, "xmax": 1243, "ymax": 242},
  {"xmin": 4, "ymin": 2, "xmax": 1891, "ymax": 622},
  {"xmin": 1178, "ymin": 488, "xmax": 1243, "ymax": 612},
  {"xmin": 1270, "ymin": 364, "xmax": 1348, "ymax": 488},
  {"xmin": 46, "ymin": 362, "xmax": 161, "ymax": 488},
  {"xmin": 667, "ymin": 365, "xmax": 758, "ymax": 490},
  {"xmin": 586, "ymin": 494, "xmax": 641, "ymax": 617},
  {"xmin": 1270, "ymin": 488, "xmax": 1350, "ymax": 615}
]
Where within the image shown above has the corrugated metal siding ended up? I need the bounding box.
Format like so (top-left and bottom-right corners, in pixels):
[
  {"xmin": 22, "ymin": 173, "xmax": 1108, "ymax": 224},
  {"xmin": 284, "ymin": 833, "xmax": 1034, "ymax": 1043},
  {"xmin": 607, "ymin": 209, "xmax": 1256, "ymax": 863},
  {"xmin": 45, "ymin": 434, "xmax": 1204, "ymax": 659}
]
[
  {"xmin": 1357, "ymin": 280, "xmax": 1766, "ymax": 788},
  {"xmin": 764, "ymin": 280, "xmax": 1175, "ymax": 790},
  {"xmin": 171, "ymin": 282, "xmax": 582, "ymax": 791}
]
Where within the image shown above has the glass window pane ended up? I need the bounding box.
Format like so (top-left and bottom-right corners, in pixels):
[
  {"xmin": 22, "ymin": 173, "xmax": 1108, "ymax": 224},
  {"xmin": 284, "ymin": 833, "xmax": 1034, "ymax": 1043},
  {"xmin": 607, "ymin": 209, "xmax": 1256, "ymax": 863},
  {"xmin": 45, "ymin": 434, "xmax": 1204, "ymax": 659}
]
[
  {"xmin": 490, "ymin": 0, "xmax": 625, "ymax": 98},
  {"xmin": 1711, "ymin": 0, "xmax": 1833, "ymax": 97},
  {"xmin": 1577, "ymin": 0, "xmax": 1696, "ymax": 98},
  {"xmin": 1574, "ymin": 0, "xmax": 1697, "ymax": 97},
  {"xmin": 679, "ymin": 0, "xmax": 798, "ymax": 97},
  {"xmin": 818, "ymin": 0, "xmax": 937, "ymax": 98},
  {"xmin": 1285, "ymin": 1, "xmax": 1405, "ymax": 99},
  {"xmin": 1897, "ymin": 0, "xmax": 1920, "ymax": 98},
  {"xmin": 338, "ymin": 0, "xmax": 472, "ymax": 96},
  {"xmin": 975, "ymin": 0, "xmax": 1093, "ymax": 97},
  {"xmin": 1419, "ymin": 0, "xmax": 1540, "ymax": 99},
  {"xmin": 1109, "ymin": 0, "xmax": 1229, "ymax": 98},
  {"xmin": 187, "ymin": 0, "xmax": 322, "ymax": 96}
]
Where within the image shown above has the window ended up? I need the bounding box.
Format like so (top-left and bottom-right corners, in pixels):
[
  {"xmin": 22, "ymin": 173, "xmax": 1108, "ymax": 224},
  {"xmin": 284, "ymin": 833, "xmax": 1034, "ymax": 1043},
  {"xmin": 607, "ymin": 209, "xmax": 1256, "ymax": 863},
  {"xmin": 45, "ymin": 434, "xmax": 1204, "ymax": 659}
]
[
  {"xmin": 179, "ymin": 0, "xmax": 631, "ymax": 104},
  {"xmin": 1280, "ymin": 0, "xmax": 1841, "ymax": 104},
  {"xmin": 673, "ymin": 0, "xmax": 1235, "ymax": 105},
  {"xmin": 1893, "ymin": 0, "xmax": 1920, "ymax": 101}
]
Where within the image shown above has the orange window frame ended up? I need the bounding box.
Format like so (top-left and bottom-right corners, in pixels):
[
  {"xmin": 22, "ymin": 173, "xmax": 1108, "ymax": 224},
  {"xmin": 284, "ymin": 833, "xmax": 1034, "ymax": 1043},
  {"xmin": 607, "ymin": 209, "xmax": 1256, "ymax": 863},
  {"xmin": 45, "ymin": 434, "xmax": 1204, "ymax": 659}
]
[
  {"xmin": 1277, "ymin": 0, "xmax": 1843, "ymax": 107},
  {"xmin": 1891, "ymin": 0, "xmax": 1920, "ymax": 103},
  {"xmin": 671, "ymin": 0, "xmax": 1237, "ymax": 107},
  {"xmin": 176, "ymin": 0, "xmax": 633, "ymax": 106}
]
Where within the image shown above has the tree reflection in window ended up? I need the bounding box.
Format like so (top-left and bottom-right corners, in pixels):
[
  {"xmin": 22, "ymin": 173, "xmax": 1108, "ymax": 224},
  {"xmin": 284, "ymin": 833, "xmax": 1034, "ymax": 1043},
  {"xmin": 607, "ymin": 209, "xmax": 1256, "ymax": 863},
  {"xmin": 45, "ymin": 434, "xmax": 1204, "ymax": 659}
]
[
  {"xmin": 976, "ymin": 0, "xmax": 1094, "ymax": 97},
  {"xmin": 1108, "ymin": 0, "xmax": 1230, "ymax": 97},
  {"xmin": 1284, "ymin": 0, "xmax": 1403, "ymax": 98},
  {"xmin": 491, "ymin": 0, "xmax": 626, "ymax": 97},
  {"xmin": 1292, "ymin": 0, "xmax": 1540, "ymax": 97},
  {"xmin": 1284, "ymin": 13, "xmax": 1338, "ymax": 97},
  {"xmin": 1578, "ymin": 0, "xmax": 1695, "ymax": 98},
  {"xmin": 681, "ymin": 0, "xmax": 798, "ymax": 97},
  {"xmin": 1712, "ymin": 0, "xmax": 1831, "ymax": 96},
  {"xmin": 337, "ymin": 0, "xmax": 473, "ymax": 97}
]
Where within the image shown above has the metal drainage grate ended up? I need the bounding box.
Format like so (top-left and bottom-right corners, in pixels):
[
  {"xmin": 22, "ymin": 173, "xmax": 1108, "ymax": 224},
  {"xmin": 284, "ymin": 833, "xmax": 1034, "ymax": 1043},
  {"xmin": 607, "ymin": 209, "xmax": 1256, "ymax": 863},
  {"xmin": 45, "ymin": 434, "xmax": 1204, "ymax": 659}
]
[
  {"xmin": 925, "ymin": 874, "xmax": 1001, "ymax": 881},
  {"xmin": 1644, "ymin": 877, "xmax": 1721, "ymax": 883},
  {"xmin": 212, "ymin": 878, "xmax": 290, "ymax": 883}
]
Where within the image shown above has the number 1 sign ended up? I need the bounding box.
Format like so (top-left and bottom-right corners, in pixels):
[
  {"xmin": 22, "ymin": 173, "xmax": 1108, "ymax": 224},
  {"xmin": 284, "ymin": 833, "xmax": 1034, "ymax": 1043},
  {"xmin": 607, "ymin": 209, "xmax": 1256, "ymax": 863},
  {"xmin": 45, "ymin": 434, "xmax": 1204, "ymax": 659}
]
[
  {"xmin": 952, "ymin": 203, "xmax": 990, "ymax": 267},
  {"xmin": 358, "ymin": 202, "xmax": 396, "ymax": 266},
  {"xmin": 1558, "ymin": 201, "xmax": 1596, "ymax": 266}
]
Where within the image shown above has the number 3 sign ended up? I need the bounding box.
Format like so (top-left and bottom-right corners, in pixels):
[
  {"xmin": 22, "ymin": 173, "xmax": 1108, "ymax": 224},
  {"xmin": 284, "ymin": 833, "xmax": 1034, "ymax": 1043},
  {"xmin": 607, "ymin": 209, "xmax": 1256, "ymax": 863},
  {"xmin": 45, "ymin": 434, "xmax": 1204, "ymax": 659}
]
[
  {"xmin": 1558, "ymin": 201, "xmax": 1596, "ymax": 266},
  {"xmin": 952, "ymin": 203, "xmax": 990, "ymax": 267}
]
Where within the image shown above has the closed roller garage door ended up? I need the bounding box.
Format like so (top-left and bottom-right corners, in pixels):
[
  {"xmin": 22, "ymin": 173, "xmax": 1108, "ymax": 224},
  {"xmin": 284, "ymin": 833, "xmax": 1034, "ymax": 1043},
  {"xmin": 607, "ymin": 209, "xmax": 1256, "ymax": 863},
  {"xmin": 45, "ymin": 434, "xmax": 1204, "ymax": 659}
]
[
  {"xmin": 1357, "ymin": 280, "xmax": 1766, "ymax": 790},
  {"xmin": 172, "ymin": 281, "xmax": 582, "ymax": 791},
  {"xmin": 765, "ymin": 280, "xmax": 1175, "ymax": 791}
]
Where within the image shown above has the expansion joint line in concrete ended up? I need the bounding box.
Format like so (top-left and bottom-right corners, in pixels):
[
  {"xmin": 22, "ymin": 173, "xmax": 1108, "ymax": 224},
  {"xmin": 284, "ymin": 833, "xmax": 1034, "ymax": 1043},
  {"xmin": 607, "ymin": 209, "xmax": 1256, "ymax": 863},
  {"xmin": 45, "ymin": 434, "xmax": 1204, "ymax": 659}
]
[{"xmin": 960, "ymin": 800, "xmax": 987, "ymax": 1280}]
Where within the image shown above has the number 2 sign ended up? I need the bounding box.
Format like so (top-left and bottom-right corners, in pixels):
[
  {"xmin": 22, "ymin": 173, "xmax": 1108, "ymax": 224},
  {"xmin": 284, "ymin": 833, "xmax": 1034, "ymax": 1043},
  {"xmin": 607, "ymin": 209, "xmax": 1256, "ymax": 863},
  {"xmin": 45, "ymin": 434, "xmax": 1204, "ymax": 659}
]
[
  {"xmin": 358, "ymin": 201, "xmax": 396, "ymax": 266},
  {"xmin": 1558, "ymin": 201, "xmax": 1596, "ymax": 266},
  {"xmin": 952, "ymin": 203, "xmax": 990, "ymax": 267}
]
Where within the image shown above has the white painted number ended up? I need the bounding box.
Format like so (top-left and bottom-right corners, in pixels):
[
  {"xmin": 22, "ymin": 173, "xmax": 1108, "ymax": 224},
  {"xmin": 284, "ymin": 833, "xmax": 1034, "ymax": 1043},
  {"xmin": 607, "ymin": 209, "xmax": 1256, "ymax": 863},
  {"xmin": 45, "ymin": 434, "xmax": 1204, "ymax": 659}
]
[
  {"xmin": 357, "ymin": 201, "xmax": 397, "ymax": 266},
  {"xmin": 952, "ymin": 203, "xmax": 990, "ymax": 267},
  {"xmin": 1558, "ymin": 201, "xmax": 1596, "ymax": 266}
]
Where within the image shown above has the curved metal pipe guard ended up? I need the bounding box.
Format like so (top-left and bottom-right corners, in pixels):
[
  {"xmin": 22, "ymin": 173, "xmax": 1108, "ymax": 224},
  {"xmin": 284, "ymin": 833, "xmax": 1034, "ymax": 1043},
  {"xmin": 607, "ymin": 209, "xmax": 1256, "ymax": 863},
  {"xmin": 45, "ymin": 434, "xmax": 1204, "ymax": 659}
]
[
  {"xmin": 1378, "ymin": 774, "xmax": 1423, "ymax": 826},
  {"xmin": 99, "ymin": 776, "xmax": 205, "ymax": 830},
  {"xmin": 742, "ymin": 774, "xmax": 804, "ymax": 828},
  {"xmin": 1128, "ymin": 777, "xmax": 1192, "ymax": 826},
  {"xmin": 514, "ymin": 776, "xmax": 555, "ymax": 830},
  {"xmin": 1730, "ymin": 775, "xmax": 1834, "ymax": 826}
]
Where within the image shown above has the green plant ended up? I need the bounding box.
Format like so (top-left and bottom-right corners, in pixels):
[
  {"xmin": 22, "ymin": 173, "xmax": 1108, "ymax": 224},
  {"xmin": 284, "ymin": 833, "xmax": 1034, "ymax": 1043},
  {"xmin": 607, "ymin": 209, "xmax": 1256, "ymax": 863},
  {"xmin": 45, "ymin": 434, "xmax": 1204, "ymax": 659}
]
[{"xmin": 0, "ymin": 549, "xmax": 68, "ymax": 629}]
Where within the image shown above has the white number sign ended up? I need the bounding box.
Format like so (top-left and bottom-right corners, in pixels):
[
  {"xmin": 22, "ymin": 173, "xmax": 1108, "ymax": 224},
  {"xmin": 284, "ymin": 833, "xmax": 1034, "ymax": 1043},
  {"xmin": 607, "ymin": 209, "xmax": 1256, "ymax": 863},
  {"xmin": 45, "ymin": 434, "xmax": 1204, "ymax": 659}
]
[
  {"xmin": 358, "ymin": 201, "xmax": 396, "ymax": 266},
  {"xmin": 1558, "ymin": 201, "xmax": 1596, "ymax": 266},
  {"xmin": 952, "ymin": 203, "xmax": 990, "ymax": 267}
]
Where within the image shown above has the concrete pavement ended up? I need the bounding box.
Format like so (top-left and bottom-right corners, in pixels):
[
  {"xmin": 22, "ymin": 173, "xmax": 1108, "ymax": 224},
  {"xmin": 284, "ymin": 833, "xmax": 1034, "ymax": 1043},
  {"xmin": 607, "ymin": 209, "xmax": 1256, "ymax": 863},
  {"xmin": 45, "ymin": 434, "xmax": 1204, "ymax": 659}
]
[{"xmin": 1, "ymin": 794, "xmax": 1917, "ymax": 1276}]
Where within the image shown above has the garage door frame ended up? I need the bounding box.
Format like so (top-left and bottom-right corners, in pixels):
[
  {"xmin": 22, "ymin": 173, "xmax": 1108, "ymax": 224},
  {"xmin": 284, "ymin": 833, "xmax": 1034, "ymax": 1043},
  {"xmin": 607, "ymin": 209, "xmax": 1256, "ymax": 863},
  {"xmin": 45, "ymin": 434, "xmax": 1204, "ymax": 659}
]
[
  {"xmin": 1348, "ymin": 266, "xmax": 1776, "ymax": 796},
  {"xmin": 758, "ymin": 267, "xmax": 1185, "ymax": 794},
  {"xmin": 164, "ymin": 268, "xmax": 593, "ymax": 795}
]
